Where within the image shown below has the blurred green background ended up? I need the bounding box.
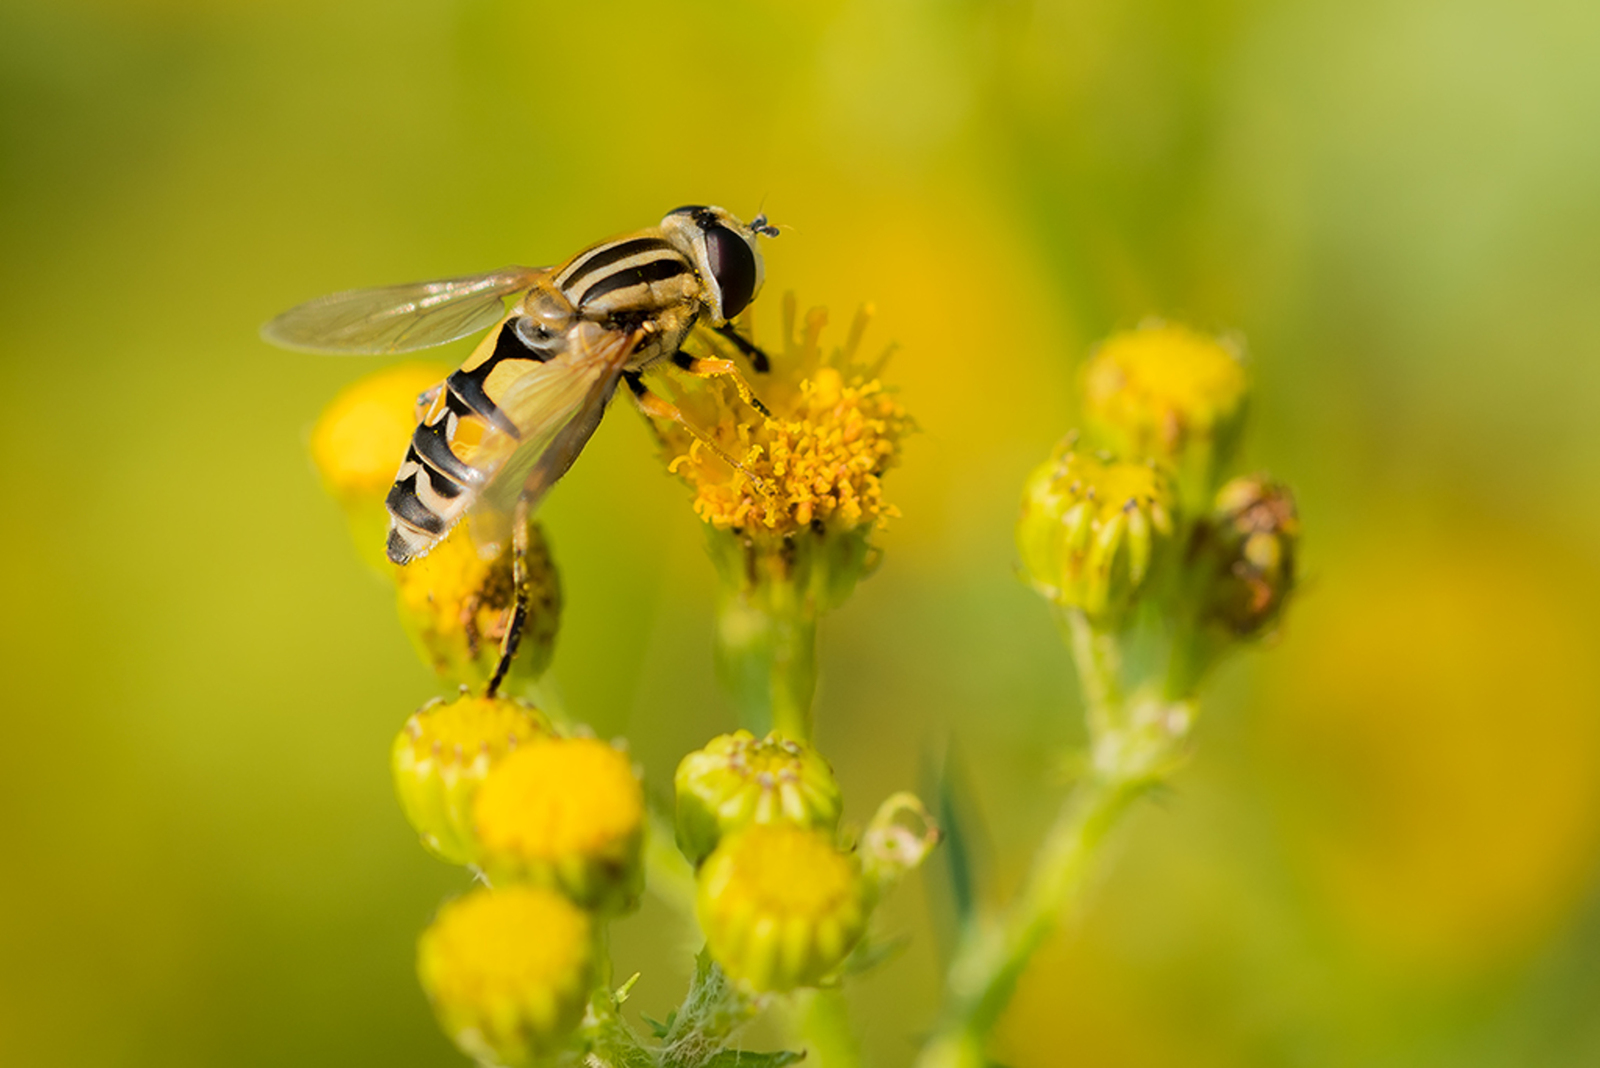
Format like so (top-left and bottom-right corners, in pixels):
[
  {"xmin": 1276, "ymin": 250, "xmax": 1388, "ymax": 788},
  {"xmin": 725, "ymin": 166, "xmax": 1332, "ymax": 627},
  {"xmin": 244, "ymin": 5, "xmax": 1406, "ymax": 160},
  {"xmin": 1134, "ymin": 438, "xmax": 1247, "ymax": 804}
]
[{"xmin": 4, "ymin": 0, "xmax": 1599, "ymax": 1065}]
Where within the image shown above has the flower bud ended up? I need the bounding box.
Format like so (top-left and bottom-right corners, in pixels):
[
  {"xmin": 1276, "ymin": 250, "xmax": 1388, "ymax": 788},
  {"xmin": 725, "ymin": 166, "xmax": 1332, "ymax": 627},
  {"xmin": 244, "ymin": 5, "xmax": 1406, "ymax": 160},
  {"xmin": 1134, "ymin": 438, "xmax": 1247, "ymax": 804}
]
[
  {"xmin": 391, "ymin": 694, "xmax": 553, "ymax": 866},
  {"xmin": 861, "ymin": 792, "xmax": 941, "ymax": 901},
  {"xmin": 1200, "ymin": 474, "xmax": 1299, "ymax": 637},
  {"xmin": 394, "ymin": 518, "xmax": 562, "ymax": 693},
  {"xmin": 1082, "ymin": 323, "xmax": 1248, "ymax": 508},
  {"xmin": 309, "ymin": 363, "xmax": 452, "ymax": 573},
  {"xmin": 1017, "ymin": 440, "xmax": 1176, "ymax": 622},
  {"xmin": 417, "ymin": 885, "xmax": 594, "ymax": 1065},
  {"xmin": 675, "ymin": 731, "xmax": 843, "ymax": 867},
  {"xmin": 697, "ymin": 824, "xmax": 867, "ymax": 992},
  {"xmin": 473, "ymin": 737, "xmax": 645, "ymax": 912}
]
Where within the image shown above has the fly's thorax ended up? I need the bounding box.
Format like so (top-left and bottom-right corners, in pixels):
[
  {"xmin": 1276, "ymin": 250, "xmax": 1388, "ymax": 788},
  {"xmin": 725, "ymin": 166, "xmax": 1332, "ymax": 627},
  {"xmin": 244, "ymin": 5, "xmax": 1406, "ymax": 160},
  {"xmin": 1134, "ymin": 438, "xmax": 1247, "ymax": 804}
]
[
  {"xmin": 659, "ymin": 206, "xmax": 766, "ymax": 325},
  {"xmin": 550, "ymin": 228, "xmax": 702, "ymax": 324}
]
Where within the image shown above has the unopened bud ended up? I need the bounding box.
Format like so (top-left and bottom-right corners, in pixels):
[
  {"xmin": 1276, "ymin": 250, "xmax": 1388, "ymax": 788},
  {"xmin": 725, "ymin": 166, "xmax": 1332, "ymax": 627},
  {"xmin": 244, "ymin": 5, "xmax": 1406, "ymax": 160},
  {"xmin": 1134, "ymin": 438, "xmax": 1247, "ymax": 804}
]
[
  {"xmin": 417, "ymin": 885, "xmax": 594, "ymax": 1065},
  {"xmin": 394, "ymin": 518, "xmax": 562, "ymax": 693},
  {"xmin": 697, "ymin": 824, "xmax": 867, "ymax": 992},
  {"xmin": 391, "ymin": 694, "xmax": 552, "ymax": 866},
  {"xmin": 1082, "ymin": 323, "xmax": 1248, "ymax": 508},
  {"xmin": 675, "ymin": 730, "xmax": 843, "ymax": 867},
  {"xmin": 1017, "ymin": 440, "xmax": 1176, "ymax": 622},
  {"xmin": 474, "ymin": 737, "xmax": 645, "ymax": 912}
]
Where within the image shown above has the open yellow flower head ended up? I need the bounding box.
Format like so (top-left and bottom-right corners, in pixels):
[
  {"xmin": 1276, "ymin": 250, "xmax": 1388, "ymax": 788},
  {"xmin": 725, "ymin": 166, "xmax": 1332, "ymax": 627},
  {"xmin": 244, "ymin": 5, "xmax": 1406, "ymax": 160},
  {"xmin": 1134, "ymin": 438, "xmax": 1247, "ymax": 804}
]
[
  {"xmin": 1017, "ymin": 438, "xmax": 1176, "ymax": 622},
  {"xmin": 697, "ymin": 823, "xmax": 867, "ymax": 992},
  {"xmin": 656, "ymin": 294, "xmax": 914, "ymax": 542},
  {"xmin": 1201, "ymin": 473, "xmax": 1300, "ymax": 637},
  {"xmin": 391, "ymin": 694, "xmax": 553, "ymax": 866},
  {"xmin": 473, "ymin": 736, "xmax": 645, "ymax": 911},
  {"xmin": 1082, "ymin": 322, "xmax": 1247, "ymax": 507},
  {"xmin": 309, "ymin": 361, "xmax": 450, "ymax": 571},
  {"xmin": 417, "ymin": 885, "xmax": 594, "ymax": 1065},
  {"xmin": 675, "ymin": 730, "xmax": 843, "ymax": 867},
  {"xmin": 394, "ymin": 518, "xmax": 562, "ymax": 692}
]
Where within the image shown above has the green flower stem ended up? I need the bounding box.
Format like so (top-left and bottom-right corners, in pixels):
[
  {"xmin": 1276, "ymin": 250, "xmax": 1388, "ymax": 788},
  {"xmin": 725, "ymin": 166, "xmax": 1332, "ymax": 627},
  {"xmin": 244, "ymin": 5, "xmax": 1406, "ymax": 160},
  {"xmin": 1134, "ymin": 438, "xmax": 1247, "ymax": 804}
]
[
  {"xmin": 716, "ymin": 579, "xmax": 819, "ymax": 741},
  {"xmin": 1057, "ymin": 605, "xmax": 1123, "ymax": 739},
  {"xmin": 797, "ymin": 988, "xmax": 865, "ymax": 1068},
  {"xmin": 915, "ymin": 768, "xmax": 1151, "ymax": 1068}
]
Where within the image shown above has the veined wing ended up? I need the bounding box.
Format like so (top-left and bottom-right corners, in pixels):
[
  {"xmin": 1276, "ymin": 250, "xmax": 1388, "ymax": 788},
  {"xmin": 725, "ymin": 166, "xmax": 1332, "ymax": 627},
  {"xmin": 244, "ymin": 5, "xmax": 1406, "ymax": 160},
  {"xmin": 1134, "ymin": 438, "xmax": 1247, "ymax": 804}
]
[
  {"xmin": 385, "ymin": 319, "xmax": 638, "ymax": 563},
  {"xmin": 262, "ymin": 266, "xmax": 544, "ymax": 354},
  {"xmin": 473, "ymin": 321, "xmax": 641, "ymax": 518}
]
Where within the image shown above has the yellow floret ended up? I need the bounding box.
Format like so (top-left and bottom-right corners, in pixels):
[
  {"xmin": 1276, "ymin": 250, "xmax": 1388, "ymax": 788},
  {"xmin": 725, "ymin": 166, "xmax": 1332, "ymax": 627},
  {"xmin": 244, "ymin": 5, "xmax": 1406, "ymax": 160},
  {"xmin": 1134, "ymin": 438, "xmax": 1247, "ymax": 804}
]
[
  {"xmin": 656, "ymin": 299, "xmax": 913, "ymax": 541},
  {"xmin": 473, "ymin": 737, "xmax": 645, "ymax": 909},
  {"xmin": 417, "ymin": 885, "xmax": 594, "ymax": 1064},
  {"xmin": 391, "ymin": 694, "xmax": 552, "ymax": 866},
  {"xmin": 697, "ymin": 824, "xmax": 866, "ymax": 992}
]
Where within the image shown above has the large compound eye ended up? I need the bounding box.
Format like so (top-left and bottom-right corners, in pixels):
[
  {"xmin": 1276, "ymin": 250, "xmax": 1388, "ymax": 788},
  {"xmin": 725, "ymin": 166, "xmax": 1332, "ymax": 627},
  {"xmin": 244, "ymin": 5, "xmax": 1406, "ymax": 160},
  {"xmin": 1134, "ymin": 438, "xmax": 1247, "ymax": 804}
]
[{"xmin": 703, "ymin": 224, "xmax": 757, "ymax": 319}]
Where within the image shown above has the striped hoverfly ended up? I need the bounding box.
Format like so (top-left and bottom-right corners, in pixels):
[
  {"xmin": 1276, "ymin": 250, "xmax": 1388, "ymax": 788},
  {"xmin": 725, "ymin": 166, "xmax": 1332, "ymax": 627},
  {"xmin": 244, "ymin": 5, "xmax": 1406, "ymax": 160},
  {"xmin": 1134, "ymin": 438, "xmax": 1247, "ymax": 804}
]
[{"xmin": 264, "ymin": 205, "xmax": 779, "ymax": 691}]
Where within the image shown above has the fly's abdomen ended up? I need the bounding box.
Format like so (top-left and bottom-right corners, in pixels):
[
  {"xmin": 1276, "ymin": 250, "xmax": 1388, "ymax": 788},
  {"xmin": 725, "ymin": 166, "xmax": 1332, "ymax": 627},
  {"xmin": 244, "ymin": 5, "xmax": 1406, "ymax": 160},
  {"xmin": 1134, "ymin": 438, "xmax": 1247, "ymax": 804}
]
[{"xmin": 384, "ymin": 315, "xmax": 554, "ymax": 563}]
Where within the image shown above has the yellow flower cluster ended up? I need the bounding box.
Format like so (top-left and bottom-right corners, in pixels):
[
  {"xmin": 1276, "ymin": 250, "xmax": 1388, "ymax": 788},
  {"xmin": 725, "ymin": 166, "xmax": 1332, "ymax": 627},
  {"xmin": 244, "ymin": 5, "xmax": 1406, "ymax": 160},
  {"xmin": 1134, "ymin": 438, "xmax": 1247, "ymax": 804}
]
[{"xmin": 655, "ymin": 296, "xmax": 914, "ymax": 539}]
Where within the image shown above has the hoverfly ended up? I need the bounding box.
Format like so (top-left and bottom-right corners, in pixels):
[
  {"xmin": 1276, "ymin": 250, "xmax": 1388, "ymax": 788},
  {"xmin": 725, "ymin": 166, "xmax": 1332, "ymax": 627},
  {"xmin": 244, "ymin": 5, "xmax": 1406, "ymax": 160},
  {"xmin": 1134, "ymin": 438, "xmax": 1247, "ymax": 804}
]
[{"xmin": 265, "ymin": 205, "xmax": 779, "ymax": 692}]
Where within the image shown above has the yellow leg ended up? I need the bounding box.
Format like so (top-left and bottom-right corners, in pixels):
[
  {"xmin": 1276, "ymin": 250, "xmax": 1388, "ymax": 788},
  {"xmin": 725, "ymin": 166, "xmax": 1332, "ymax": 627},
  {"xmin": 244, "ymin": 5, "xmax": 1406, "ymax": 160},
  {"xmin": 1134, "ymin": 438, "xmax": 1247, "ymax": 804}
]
[
  {"xmin": 676, "ymin": 356, "xmax": 772, "ymax": 418},
  {"xmin": 629, "ymin": 381, "xmax": 771, "ymax": 497}
]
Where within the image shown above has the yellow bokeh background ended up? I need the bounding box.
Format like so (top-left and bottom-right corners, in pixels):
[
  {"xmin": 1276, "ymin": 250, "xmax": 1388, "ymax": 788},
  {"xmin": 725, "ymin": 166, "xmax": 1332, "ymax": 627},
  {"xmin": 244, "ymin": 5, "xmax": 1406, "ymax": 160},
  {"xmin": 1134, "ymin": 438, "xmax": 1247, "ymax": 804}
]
[{"xmin": 3, "ymin": 1, "xmax": 1599, "ymax": 1065}]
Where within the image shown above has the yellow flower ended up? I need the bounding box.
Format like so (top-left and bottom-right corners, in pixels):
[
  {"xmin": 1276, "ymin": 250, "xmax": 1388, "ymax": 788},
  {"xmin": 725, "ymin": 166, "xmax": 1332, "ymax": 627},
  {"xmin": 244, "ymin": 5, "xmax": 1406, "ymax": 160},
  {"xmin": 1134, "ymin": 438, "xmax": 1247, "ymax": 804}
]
[
  {"xmin": 1017, "ymin": 437, "xmax": 1176, "ymax": 622},
  {"xmin": 393, "ymin": 517, "xmax": 562, "ymax": 693},
  {"xmin": 309, "ymin": 362, "xmax": 450, "ymax": 571},
  {"xmin": 417, "ymin": 885, "xmax": 594, "ymax": 1065},
  {"xmin": 1082, "ymin": 322, "xmax": 1247, "ymax": 507},
  {"xmin": 656, "ymin": 294, "xmax": 913, "ymax": 541},
  {"xmin": 391, "ymin": 694, "xmax": 553, "ymax": 866},
  {"xmin": 473, "ymin": 737, "xmax": 645, "ymax": 911},
  {"xmin": 674, "ymin": 730, "xmax": 843, "ymax": 866},
  {"xmin": 697, "ymin": 824, "xmax": 867, "ymax": 993}
]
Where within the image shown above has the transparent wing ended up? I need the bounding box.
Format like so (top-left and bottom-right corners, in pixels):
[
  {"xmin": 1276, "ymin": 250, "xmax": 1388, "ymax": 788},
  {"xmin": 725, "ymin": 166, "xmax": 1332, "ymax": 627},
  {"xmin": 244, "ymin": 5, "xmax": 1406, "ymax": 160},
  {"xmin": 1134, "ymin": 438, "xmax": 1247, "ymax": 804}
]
[
  {"xmin": 467, "ymin": 323, "xmax": 641, "ymax": 522},
  {"xmin": 261, "ymin": 266, "xmax": 545, "ymax": 354}
]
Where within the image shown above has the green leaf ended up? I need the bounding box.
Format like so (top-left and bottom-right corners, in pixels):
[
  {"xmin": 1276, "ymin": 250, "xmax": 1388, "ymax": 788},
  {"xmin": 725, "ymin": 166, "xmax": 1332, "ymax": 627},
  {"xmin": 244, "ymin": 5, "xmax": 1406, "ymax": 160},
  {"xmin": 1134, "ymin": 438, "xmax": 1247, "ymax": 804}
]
[
  {"xmin": 925, "ymin": 741, "xmax": 991, "ymax": 961},
  {"xmin": 642, "ymin": 1009, "xmax": 677, "ymax": 1039}
]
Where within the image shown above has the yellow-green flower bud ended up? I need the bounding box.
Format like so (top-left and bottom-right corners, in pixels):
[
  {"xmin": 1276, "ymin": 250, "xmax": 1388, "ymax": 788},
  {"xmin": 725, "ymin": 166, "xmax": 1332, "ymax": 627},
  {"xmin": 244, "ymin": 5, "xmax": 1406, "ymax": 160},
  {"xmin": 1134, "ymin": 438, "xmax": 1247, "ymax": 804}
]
[
  {"xmin": 417, "ymin": 885, "xmax": 595, "ymax": 1065},
  {"xmin": 394, "ymin": 518, "xmax": 562, "ymax": 693},
  {"xmin": 1082, "ymin": 323, "xmax": 1248, "ymax": 507},
  {"xmin": 674, "ymin": 730, "xmax": 843, "ymax": 867},
  {"xmin": 309, "ymin": 362, "xmax": 451, "ymax": 573},
  {"xmin": 697, "ymin": 824, "xmax": 867, "ymax": 992},
  {"xmin": 473, "ymin": 737, "xmax": 645, "ymax": 912},
  {"xmin": 1017, "ymin": 440, "xmax": 1176, "ymax": 622},
  {"xmin": 391, "ymin": 694, "xmax": 553, "ymax": 866},
  {"xmin": 1201, "ymin": 474, "xmax": 1299, "ymax": 637}
]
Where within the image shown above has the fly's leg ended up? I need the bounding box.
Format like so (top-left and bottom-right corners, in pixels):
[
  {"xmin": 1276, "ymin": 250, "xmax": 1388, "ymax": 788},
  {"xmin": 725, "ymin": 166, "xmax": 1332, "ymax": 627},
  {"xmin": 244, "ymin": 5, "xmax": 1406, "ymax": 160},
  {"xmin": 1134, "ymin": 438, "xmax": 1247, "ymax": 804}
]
[
  {"xmin": 625, "ymin": 372, "xmax": 772, "ymax": 497},
  {"xmin": 672, "ymin": 350, "xmax": 772, "ymax": 418},
  {"xmin": 485, "ymin": 494, "xmax": 531, "ymax": 699},
  {"xmin": 711, "ymin": 321, "xmax": 771, "ymax": 373}
]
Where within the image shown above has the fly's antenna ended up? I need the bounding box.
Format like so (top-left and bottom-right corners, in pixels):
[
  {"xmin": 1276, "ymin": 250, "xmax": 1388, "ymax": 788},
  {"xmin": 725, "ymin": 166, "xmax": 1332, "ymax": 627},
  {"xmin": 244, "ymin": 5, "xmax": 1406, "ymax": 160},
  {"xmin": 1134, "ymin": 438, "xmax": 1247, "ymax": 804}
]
[{"xmin": 750, "ymin": 203, "xmax": 780, "ymax": 238}]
